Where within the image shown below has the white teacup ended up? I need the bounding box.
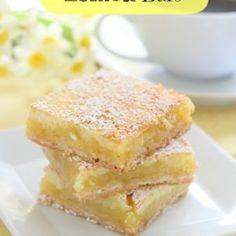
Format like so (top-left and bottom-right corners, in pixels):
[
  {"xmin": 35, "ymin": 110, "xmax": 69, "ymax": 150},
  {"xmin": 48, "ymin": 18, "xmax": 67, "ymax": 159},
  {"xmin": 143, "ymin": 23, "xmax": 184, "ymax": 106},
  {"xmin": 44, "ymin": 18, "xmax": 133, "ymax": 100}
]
[{"xmin": 96, "ymin": 13, "xmax": 236, "ymax": 80}]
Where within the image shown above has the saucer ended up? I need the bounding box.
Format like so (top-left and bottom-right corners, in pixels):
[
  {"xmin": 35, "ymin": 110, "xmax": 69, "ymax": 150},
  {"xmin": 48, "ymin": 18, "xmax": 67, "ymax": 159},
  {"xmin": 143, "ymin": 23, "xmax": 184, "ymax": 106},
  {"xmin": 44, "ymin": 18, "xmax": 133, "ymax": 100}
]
[{"xmin": 94, "ymin": 16, "xmax": 236, "ymax": 106}]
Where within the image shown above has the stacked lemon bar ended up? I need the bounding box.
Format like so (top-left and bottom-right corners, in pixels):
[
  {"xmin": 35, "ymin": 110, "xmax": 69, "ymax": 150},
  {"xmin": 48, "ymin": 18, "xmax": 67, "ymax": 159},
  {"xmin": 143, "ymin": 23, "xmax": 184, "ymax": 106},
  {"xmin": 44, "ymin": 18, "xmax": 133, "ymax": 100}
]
[{"xmin": 26, "ymin": 70, "xmax": 196, "ymax": 235}]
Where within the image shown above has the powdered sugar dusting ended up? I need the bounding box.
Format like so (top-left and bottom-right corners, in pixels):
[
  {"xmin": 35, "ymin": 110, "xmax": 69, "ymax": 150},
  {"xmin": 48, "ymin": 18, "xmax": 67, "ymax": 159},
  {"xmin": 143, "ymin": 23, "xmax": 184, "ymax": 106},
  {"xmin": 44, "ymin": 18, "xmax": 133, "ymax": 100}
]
[
  {"xmin": 153, "ymin": 138, "xmax": 192, "ymax": 157},
  {"xmin": 32, "ymin": 70, "xmax": 190, "ymax": 141},
  {"xmin": 131, "ymin": 187, "xmax": 156, "ymax": 207},
  {"xmin": 68, "ymin": 155, "xmax": 94, "ymax": 170}
]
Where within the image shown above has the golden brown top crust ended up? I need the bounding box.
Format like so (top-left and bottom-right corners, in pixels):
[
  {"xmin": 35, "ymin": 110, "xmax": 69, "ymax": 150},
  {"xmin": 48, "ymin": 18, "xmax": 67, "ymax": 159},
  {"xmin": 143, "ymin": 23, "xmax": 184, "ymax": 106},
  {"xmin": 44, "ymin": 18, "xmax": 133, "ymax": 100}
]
[
  {"xmin": 131, "ymin": 183, "xmax": 188, "ymax": 208},
  {"xmin": 131, "ymin": 187, "xmax": 159, "ymax": 208},
  {"xmin": 145, "ymin": 137, "xmax": 192, "ymax": 159},
  {"xmin": 32, "ymin": 70, "xmax": 192, "ymax": 141}
]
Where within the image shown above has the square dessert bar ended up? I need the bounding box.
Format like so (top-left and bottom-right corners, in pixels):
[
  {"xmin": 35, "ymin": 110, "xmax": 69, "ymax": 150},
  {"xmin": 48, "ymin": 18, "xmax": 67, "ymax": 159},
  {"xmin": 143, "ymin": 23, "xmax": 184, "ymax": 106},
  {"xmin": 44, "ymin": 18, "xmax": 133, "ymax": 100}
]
[
  {"xmin": 44, "ymin": 138, "xmax": 197, "ymax": 199},
  {"xmin": 27, "ymin": 70, "xmax": 194, "ymax": 172},
  {"xmin": 39, "ymin": 170, "xmax": 190, "ymax": 235}
]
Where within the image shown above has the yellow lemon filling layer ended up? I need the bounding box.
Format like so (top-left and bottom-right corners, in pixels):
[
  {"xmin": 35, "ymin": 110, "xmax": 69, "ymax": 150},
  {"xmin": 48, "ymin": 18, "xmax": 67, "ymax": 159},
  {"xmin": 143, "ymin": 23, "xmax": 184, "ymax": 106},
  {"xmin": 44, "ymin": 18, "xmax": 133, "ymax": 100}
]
[
  {"xmin": 40, "ymin": 170, "xmax": 189, "ymax": 235},
  {"xmin": 44, "ymin": 138, "xmax": 196, "ymax": 199}
]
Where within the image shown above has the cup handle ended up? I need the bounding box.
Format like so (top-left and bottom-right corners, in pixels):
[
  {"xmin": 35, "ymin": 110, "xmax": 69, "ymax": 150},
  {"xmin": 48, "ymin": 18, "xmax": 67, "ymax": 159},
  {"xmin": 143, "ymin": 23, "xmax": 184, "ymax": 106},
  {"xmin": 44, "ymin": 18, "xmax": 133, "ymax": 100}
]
[{"xmin": 94, "ymin": 15, "xmax": 149, "ymax": 62}]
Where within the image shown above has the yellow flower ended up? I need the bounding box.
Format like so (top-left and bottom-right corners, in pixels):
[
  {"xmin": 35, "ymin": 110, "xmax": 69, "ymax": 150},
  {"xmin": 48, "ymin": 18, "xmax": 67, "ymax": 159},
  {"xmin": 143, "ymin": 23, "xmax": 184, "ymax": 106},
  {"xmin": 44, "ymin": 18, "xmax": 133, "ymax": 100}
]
[
  {"xmin": 43, "ymin": 36, "xmax": 57, "ymax": 46},
  {"xmin": 28, "ymin": 52, "xmax": 47, "ymax": 69},
  {"xmin": 0, "ymin": 30, "xmax": 9, "ymax": 46},
  {"xmin": 0, "ymin": 66, "xmax": 9, "ymax": 78},
  {"xmin": 70, "ymin": 61, "xmax": 84, "ymax": 74},
  {"xmin": 79, "ymin": 36, "xmax": 91, "ymax": 49}
]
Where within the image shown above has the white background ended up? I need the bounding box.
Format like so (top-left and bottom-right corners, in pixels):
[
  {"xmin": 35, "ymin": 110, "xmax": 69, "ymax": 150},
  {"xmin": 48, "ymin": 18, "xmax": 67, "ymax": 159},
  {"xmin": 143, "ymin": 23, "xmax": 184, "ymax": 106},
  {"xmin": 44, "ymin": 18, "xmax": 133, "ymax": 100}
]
[{"xmin": 6, "ymin": 0, "xmax": 43, "ymax": 10}]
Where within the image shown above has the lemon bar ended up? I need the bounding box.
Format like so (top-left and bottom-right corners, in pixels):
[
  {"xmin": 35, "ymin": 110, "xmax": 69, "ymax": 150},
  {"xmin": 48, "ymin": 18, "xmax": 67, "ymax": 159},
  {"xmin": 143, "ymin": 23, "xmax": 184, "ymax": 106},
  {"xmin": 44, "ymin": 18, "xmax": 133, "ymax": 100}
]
[
  {"xmin": 44, "ymin": 138, "xmax": 196, "ymax": 199},
  {"xmin": 39, "ymin": 170, "xmax": 190, "ymax": 235},
  {"xmin": 27, "ymin": 70, "xmax": 194, "ymax": 172}
]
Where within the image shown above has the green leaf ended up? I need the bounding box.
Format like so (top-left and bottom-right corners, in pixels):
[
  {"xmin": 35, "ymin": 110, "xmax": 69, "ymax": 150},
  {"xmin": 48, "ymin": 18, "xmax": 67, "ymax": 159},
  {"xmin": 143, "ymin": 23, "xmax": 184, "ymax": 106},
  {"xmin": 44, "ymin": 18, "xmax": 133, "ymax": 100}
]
[
  {"xmin": 65, "ymin": 48, "xmax": 77, "ymax": 58},
  {"xmin": 13, "ymin": 12, "xmax": 29, "ymax": 20},
  {"xmin": 61, "ymin": 24, "xmax": 74, "ymax": 43},
  {"xmin": 11, "ymin": 35, "xmax": 23, "ymax": 48},
  {"xmin": 37, "ymin": 16, "xmax": 54, "ymax": 27}
]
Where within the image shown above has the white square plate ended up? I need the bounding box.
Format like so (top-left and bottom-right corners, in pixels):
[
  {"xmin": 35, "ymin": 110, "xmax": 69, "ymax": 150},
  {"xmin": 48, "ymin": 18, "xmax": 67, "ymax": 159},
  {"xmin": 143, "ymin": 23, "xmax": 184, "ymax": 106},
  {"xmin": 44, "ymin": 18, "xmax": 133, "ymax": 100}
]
[{"xmin": 0, "ymin": 125, "xmax": 236, "ymax": 236}]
